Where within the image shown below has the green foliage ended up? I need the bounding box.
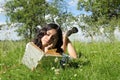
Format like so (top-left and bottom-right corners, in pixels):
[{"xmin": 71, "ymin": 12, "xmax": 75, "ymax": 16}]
[
  {"xmin": 5, "ymin": 0, "xmax": 47, "ymax": 24},
  {"xmin": 4, "ymin": 0, "xmax": 48, "ymax": 40},
  {"xmin": 77, "ymin": 0, "xmax": 120, "ymax": 41},
  {"xmin": 78, "ymin": 0, "xmax": 120, "ymax": 20},
  {"xmin": 1, "ymin": 41, "xmax": 120, "ymax": 80}
]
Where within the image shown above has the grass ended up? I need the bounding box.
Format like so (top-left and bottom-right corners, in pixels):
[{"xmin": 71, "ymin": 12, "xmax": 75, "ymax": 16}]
[{"xmin": 0, "ymin": 40, "xmax": 120, "ymax": 80}]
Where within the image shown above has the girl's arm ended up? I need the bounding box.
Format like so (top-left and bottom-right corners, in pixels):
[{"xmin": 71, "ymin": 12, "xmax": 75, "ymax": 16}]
[{"xmin": 61, "ymin": 34, "xmax": 77, "ymax": 58}]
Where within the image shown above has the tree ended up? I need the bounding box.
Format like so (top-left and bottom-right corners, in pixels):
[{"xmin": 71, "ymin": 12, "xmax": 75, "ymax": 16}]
[
  {"xmin": 4, "ymin": 0, "xmax": 70, "ymax": 40},
  {"xmin": 5, "ymin": 0, "xmax": 65, "ymax": 39},
  {"xmin": 4, "ymin": 0, "xmax": 47, "ymax": 40},
  {"xmin": 77, "ymin": 0, "xmax": 120, "ymax": 41},
  {"xmin": 78, "ymin": 0, "xmax": 120, "ymax": 20}
]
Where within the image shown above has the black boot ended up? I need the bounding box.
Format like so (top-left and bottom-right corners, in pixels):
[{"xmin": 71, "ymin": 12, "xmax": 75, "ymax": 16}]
[{"xmin": 66, "ymin": 27, "xmax": 78, "ymax": 37}]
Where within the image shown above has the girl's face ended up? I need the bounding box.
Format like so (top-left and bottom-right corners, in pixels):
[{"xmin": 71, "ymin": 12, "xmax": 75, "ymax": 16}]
[{"xmin": 41, "ymin": 29, "xmax": 58, "ymax": 48}]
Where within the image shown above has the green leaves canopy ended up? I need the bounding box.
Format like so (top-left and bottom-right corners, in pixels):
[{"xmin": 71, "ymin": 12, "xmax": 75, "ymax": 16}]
[
  {"xmin": 78, "ymin": 0, "xmax": 120, "ymax": 20},
  {"xmin": 4, "ymin": 0, "xmax": 64, "ymax": 40},
  {"xmin": 77, "ymin": 0, "xmax": 120, "ymax": 41}
]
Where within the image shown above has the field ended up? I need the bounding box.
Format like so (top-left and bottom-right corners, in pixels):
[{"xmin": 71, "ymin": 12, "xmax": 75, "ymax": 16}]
[{"xmin": 0, "ymin": 40, "xmax": 120, "ymax": 80}]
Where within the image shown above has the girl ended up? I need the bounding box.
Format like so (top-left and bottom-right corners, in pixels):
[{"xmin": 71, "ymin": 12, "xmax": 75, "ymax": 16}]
[{"xmin": 33, "ymin": 23, "xmax": 77, "ymax": 58}]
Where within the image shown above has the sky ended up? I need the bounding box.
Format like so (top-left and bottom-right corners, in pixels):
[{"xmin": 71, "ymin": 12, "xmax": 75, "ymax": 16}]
[
  {"xmin": 0, "ymin": 0, "xmax": 6, "ymax": 24},
  {"xmin": 67, "ymin": 0, "xmax": 91, "ymax": 16}
]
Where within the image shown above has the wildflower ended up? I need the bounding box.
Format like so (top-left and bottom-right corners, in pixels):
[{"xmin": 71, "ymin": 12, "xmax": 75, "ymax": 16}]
[
  {"xmin": 54, "ymin": 57, "xmax": 59, "ymax": 63},
  {"xmin": 80, "ymin": 68, "xmax": 83, "ymax": 71},
  {"xmin": 51, "ymin": 67, "xmax": 55, "ymax": 70},
  {"xmin": 74, "ymin": 74, "xmax": 77, "ymax": 77},
  {"xmin": 54, "ymin": 69, "xmax": 60, "ymax": 74}
]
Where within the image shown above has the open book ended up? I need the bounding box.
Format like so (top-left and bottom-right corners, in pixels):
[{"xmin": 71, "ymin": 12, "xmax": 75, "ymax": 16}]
[{"xmin": 22, "ymin": 42, "xmax": 61, "ymax": 70}]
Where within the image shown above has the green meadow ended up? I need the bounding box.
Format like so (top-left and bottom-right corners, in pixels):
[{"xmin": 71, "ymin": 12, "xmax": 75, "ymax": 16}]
[{"xmin": 0, "ymin": 40, "xmax": 120, "ymax": 80}]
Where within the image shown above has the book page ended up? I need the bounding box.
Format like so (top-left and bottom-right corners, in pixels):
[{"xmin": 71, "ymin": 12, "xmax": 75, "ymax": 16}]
[{"xmin": 22, "ymin": 42, "xmax": 44, "ymax": 70}]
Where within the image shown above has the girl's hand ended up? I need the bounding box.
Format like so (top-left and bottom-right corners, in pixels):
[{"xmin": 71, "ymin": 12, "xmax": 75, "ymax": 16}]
[{"xmin": 44, "ymin": 44, "xmax": 53, "ymax": 53}]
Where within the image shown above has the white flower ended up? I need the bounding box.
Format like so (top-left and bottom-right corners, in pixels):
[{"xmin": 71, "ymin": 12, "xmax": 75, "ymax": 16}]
[
  {"xmin": 74, "ymin": 74, "xmax": 77, "ymax": 77},
  {"xmin": 54, "ymin": 69, "xmax": 60, "ymax": 74},
  {"xmin": 51, "ymin": 67, "xmax": 55, "ymax": 70},
  {"xmin": 54, "ymin": 57, "xmax": 59, "ymax": 63}
]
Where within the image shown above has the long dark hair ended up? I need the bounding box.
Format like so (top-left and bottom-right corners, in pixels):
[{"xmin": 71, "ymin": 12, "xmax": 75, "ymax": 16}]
[{"xmin": 33, "ymin": 23, "xmax": 63, "ymax": 54}]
